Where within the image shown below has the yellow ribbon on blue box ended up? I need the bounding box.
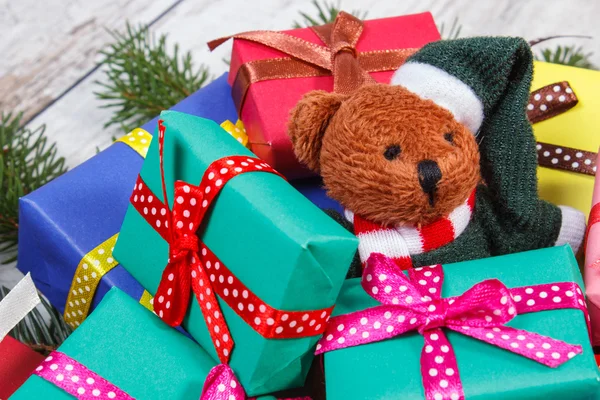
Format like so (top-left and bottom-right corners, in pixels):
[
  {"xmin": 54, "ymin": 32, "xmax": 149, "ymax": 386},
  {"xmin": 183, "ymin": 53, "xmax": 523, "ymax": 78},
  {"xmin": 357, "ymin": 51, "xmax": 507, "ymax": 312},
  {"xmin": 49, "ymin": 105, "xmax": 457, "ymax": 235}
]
[
  {"xmin": 63, "ymin": 128, "xmax": 154, "ymax": 328},
  {"xmin": 63, "ymin": 121, "xmax": 245, "ymax": 327}
]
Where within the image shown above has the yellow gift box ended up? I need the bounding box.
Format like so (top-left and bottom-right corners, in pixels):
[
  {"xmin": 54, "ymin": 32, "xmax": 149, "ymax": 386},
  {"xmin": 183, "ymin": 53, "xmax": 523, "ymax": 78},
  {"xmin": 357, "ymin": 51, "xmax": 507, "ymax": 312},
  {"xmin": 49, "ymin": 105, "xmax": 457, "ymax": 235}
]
[{"xmin": 532, "ymin": 61, "xmax": 600, "ymax": 216}]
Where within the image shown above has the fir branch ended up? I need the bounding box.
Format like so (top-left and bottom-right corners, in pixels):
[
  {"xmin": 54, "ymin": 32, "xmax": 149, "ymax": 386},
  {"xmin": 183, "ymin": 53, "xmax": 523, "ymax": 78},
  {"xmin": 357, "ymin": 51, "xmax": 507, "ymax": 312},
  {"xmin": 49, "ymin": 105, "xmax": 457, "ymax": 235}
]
[
  {"xmin": 0, "ymin": 286, "xmax": 72, "ymax": 354},
  {"xmin": 292, "ymin": 0, "xmax": 367, "ymax": 28},
  {"xmin": 95, "ymin": 23, "xmax": 211, "ymax": 133},
  {"xmin": 439, "ymin": 17, "xmax": 462, "ymax": 40},
  {"xmin": 0, "ymin": 113, "xmax": 67, "ymax": 263},
  {"xmin": 535, "ymin": 45, "xmax": 596, "ymax": 69}
]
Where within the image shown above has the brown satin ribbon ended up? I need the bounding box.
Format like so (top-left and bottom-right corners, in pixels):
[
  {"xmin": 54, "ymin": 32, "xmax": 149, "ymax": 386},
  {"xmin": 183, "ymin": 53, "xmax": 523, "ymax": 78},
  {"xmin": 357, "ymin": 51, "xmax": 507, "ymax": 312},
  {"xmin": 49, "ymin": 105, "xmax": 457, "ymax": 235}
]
[
  {"xmin": 208, "ymin": 12, "xmax": 417, "ymax": 113},
  {"xmin": 536, "ymin": 142, "xmax": 597, "ymax": 175},
  {"xmin": 528, "ymin": 81, "xmax": 578, "ymax": 123},
  {"xmin": 527, "ymin": 81, "xmax": 595, "ymax": 175}
]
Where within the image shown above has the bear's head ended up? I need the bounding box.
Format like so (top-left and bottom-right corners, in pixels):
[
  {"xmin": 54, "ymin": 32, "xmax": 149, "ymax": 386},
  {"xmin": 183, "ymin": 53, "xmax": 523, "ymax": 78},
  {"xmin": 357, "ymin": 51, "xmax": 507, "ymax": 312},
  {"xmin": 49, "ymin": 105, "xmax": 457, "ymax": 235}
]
[{"xmin": 288, "ymin": 83, "xmax": 481, "ymax": 226}]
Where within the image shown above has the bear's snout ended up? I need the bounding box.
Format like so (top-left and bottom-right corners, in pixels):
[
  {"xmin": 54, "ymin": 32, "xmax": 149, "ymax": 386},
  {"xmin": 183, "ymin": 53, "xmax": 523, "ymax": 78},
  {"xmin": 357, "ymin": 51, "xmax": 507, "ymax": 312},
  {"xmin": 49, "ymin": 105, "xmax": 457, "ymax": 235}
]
[{"xmin": 417, "ymin": 160, "xmax": 442, "ymax": 206}]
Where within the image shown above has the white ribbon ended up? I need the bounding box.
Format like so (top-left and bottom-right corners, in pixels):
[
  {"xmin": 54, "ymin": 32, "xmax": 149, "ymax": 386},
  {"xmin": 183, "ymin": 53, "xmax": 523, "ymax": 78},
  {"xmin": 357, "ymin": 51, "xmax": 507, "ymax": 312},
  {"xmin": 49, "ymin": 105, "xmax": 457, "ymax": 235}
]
[{"xmin": 0, "ymin": 273, "xmax": 40, "ymax": 342}]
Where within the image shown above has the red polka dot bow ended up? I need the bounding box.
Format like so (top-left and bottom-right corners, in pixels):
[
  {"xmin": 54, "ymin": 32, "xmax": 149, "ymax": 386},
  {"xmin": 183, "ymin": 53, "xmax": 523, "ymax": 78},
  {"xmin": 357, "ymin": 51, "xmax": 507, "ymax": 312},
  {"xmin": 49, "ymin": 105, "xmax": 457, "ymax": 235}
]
[
  {"xmin": 133, "ymin": 120, "xmax": 334, "ymax": 364},
  {"xmin": 316, "ymin": 253, "xmax": 588, "ymax": 400}
]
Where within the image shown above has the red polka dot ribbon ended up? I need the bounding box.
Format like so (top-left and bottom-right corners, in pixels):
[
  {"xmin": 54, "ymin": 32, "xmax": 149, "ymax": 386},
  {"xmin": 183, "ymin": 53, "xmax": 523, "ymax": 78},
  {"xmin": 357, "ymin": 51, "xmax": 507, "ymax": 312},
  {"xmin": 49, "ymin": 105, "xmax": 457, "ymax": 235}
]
[
  {"xmin": 130, "ymin": 120, "xmax": 334, "ymax": 364},
  {"xmin": 316, "ymin": 253, "xmax": 588, "ymax": 400},
  {"xmin": 35, "ymin": 351, "xmax": 134, "ymax": 399}
]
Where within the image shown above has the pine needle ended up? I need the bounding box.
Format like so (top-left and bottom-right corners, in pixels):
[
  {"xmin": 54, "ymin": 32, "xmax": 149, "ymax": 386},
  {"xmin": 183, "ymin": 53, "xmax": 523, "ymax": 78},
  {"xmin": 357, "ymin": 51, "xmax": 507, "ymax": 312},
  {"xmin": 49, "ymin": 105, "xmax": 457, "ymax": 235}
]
[
  {"xmin": 0, "ymin": 286, "xmax": 72, "ymax": 354},
  {"xmin": 439, "ymin": 17, "xmax": 462, "ymax": 40},
  {"xmin": 292, "ymin": 0, "xmax": 367, "ymax": 28},
  {"xmin": 535, "ymin": 45, "xmax": 596, "ymax": 69},
  {"xmin": 0, "ymin": 113, "xmax": 67, "ymax": 263},
  {"xmin": 95, "ymin": 23, "xmax": 211, "ymax": 133}
]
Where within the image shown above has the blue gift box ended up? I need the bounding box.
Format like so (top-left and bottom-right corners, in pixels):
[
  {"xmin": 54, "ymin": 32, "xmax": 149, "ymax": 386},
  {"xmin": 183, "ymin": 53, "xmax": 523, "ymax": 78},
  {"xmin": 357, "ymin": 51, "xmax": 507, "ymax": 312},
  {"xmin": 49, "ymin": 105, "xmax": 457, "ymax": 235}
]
[
  {"xmin": 17, "ymin": 74, "xmax": 238, "ymax": 326},
  {"xmin": 290, "ymin": 177, "xmax": 343, "ymax": 213}
]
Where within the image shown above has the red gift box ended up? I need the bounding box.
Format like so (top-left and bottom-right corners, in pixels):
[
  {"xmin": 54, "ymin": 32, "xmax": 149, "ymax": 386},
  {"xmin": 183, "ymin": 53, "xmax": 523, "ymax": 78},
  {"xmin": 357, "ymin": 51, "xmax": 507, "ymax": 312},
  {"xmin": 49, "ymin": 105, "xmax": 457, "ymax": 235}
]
[
  {"xmin": 0, "ymin": 336, "xmax": 44, "ymax": 399},
  {"xmin": 224, "ymin": 12, "xmax": 440, "ymax": 178}
]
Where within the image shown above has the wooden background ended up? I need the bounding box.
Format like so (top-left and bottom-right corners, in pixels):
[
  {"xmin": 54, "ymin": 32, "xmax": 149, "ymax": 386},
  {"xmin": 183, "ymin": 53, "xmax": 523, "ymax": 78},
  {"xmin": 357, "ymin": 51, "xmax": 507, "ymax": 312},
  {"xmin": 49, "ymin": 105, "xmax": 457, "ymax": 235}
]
[{"xmin": 1, "ymin": 0, "xmax": 599, "ymax": 289}]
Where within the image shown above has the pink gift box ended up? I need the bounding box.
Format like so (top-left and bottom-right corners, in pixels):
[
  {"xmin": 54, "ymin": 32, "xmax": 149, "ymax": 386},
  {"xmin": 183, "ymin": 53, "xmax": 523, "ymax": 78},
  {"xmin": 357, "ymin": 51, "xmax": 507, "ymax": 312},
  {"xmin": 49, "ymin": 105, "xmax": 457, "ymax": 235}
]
[
  {"xmin": 227, "ymin": 12, "xmax": 441, "ymax": 178},
  {"xmin": 585, "ymin": 152, "xmax": 600, "ymax": 346}
]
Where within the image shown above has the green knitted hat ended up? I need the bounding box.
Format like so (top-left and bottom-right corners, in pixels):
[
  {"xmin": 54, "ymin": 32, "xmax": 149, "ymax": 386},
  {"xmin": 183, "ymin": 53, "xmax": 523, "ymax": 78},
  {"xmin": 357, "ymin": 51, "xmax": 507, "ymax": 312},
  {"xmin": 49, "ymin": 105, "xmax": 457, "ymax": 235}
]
[{"xmin": 391, "ymin": 37, "xmax": 533, "ymax": 135}]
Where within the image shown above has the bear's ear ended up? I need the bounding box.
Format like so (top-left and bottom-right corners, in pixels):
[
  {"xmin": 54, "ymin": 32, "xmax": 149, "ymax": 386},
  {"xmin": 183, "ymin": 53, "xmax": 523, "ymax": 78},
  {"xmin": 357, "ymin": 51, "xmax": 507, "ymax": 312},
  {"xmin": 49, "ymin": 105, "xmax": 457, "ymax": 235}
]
[{"xmin": 288, "ymin": 90, "xmax": 347, "ymax": 173}]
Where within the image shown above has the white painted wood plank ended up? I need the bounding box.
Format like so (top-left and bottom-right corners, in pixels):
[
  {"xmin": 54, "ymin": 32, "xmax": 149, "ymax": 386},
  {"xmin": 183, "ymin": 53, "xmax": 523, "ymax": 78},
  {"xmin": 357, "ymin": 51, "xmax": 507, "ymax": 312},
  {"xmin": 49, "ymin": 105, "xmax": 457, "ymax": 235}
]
[
  {"xmin": 0, "ymin": 0, "xmax": 178, "ymax": 121},
  {"xmin": 2, "ymin": 0, "xmax": 599, "ymax": 289}
]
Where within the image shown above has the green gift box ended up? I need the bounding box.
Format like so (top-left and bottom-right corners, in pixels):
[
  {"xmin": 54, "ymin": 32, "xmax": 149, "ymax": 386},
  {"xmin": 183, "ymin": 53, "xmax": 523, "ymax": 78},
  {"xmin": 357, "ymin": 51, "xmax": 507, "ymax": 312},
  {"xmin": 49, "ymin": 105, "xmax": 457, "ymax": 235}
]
[
  {"xmin": 325, "ymin": 246, "xmax": 600, "ymax": 400},
  {"xmin": 11, "ymin": 288, "xmax": 249, "ymax": 399},
  {"xmin": 113, "ymin": 111, "xmax": 358, "ymax": 396}
]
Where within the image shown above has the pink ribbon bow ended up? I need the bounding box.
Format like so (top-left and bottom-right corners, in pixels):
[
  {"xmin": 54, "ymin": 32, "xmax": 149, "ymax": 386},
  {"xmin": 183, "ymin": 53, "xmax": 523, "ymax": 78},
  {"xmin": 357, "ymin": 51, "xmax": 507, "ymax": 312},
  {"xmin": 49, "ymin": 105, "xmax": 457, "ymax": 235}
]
[
  {"xmin": 316, "ymin": 253, "xmax": 588, "ymax": 400},
  {"xmin": 200, "ymin": 364, "xmax": 247, "ymax": 400},
  {"xmin": 200, "ymin": 364, "xmax": 312, "ymax": 400}
]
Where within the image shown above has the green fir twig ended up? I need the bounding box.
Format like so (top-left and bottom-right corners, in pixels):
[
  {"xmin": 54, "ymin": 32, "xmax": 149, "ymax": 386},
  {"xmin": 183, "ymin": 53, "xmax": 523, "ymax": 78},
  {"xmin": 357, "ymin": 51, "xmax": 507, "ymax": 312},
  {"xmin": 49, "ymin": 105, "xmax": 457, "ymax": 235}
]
[
  {"xmin": 95, "ymin": 23, "xmax": 211, "ymax": 133},
  {"xmin": 439, "ymin": 17, "xmax": 462, "ymax": 40},
  {"xmin": 0, "ymin": 113, "xmax": 66, "ymax": 263},
  {"xmin": 535, "ymin": 45, "xmax": 596, "ymax": 69},
  {"xmin": 0, "ymin": 286, "xmax": 72, "ymax": 354},
  {"xmin": 292, "ymin": 0, "xmax": 367, "ymax": 28}
]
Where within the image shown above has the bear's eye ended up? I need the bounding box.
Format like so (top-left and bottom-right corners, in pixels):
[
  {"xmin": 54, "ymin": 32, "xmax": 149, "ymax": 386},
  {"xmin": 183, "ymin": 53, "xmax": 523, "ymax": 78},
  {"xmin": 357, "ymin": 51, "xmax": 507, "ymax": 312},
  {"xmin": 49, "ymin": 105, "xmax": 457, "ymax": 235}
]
[
  {"xmin": 384, "ymin": 144, "xmax": 401, "ymax": 161},
  {"xmin": 444, "ymin": 132, "xmax": 455, "ymax": 145}
]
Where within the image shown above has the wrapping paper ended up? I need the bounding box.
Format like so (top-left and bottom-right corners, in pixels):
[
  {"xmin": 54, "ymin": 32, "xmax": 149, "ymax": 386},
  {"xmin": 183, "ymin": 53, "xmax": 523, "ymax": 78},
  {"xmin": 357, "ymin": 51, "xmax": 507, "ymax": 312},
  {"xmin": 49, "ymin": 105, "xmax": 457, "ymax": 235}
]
[
  {"xmin": 584, "ymin": 153, "xmax": 600, "ymax": 346},
  {"xmin": 11, "ymin": 288, "xmax": 277, "ymax": 399},
  {"xmin": 289, "ymin": 178, "xmax": 342, "ymax": 213},
  {"xmin": 17, "ymin": 74, "xmax": 238, "ymax": 324},
  {"xmin": 532, "ymin": 61, "xmax": 600, "ymax": 215},
  {"xmin": 113, "ymin": 111, "xmax": 358, "ymax": 396},
  {"xmin": 0, "ymin": 336, "xmax": 44, "ymax": 399},
  {"xmin": 227, "ymin": 12, "xmax": 441, "ymax": 178},
  {"xmin": 325, "ymin": 246, "xmax": 600, "ymax": 400}
]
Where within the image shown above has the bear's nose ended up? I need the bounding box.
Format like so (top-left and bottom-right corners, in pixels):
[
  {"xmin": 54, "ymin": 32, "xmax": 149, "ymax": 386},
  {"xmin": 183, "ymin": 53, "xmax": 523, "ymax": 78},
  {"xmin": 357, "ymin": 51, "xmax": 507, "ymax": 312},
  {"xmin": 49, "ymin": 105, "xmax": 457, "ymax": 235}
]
[{"xmin": 417, "ymin": 160, "xmax": 442, "ymax": 206}]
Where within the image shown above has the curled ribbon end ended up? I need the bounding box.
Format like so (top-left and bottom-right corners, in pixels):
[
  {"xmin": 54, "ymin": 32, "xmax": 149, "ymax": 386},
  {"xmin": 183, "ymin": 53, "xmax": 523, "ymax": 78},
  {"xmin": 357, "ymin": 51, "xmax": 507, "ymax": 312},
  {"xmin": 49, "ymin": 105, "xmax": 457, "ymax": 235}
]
[{"xmin": 546, "ymin": 345, "xmax": 583, "ymax": 369}]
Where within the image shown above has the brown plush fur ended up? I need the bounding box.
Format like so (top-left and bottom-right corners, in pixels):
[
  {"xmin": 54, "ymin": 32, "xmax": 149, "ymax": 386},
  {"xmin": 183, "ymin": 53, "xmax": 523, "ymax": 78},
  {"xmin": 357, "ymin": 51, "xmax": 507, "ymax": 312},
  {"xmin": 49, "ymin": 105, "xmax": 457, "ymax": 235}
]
[
  {"xmin": 288, "ymin": 84, "xmax": 481, "ymax": 226},
  {"xmin": 288, "ymin": 91, "xmax": 348, "ymax": 173}
]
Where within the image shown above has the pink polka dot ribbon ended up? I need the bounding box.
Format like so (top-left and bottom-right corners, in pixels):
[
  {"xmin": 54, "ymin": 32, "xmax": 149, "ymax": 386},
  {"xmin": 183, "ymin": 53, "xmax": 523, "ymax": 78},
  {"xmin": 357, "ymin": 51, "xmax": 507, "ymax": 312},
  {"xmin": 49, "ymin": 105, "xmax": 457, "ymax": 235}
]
[
  {"xmin": 200, "ymin": 364, "xmax": 247, "ymax": 400},
  {"xmin": 316, "ymin": 253, "xmax": 588, "ymax": 400},
  {"xmin": 34, "ymin": 351, "xmax": 134, "ymax": 399},
  {"xmin": 129, "ymin": 120, "xmax": 334, "ymax": 364},
  {"xmin": 200, "ymin": 364, "xmax": 313, "ymax": 400}
]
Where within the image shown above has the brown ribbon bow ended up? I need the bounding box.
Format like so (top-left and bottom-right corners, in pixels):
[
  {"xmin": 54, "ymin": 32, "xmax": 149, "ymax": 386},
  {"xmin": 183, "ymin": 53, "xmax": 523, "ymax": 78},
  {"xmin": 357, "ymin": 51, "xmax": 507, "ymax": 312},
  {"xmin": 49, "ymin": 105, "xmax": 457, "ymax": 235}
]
[
  {"xmin": 208, "ymin": 11, "xmax": 417, "ymax": 113},
  {"xmin": 528, "ymin": 82, "xmax": 596, "ymax": 176}
]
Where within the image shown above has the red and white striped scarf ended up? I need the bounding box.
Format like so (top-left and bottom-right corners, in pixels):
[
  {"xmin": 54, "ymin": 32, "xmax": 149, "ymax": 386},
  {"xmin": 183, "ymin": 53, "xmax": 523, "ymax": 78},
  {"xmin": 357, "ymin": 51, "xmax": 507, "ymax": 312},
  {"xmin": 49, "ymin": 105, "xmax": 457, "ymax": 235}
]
[{"xmin": 344, "ymin": 191, "xmax": 476, "ymax": 271}]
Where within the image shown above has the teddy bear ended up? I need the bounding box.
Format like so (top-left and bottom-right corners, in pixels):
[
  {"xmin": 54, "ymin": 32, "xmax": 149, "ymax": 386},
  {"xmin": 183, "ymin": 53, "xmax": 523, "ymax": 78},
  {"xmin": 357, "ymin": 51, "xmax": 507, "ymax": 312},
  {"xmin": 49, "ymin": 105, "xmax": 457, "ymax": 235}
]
[{"xmin": 287, "ymin": 36, "xmax": 586, "ymax": 277}]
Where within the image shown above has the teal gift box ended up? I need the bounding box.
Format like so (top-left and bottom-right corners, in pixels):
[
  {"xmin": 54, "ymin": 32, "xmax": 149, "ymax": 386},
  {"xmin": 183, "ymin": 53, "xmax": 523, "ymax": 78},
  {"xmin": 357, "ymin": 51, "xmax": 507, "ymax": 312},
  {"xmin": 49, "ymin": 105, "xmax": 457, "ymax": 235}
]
[
  {"xmin": 325, "ymin": 246, "xmax": 600, "ymax": 400},
  {"xmin": 12, "ymin": 288, "xmax": 273, "ymax": 399},
  {"xmin": 113, "ymin": 111, "xmax": 358, "ymax": 396}
]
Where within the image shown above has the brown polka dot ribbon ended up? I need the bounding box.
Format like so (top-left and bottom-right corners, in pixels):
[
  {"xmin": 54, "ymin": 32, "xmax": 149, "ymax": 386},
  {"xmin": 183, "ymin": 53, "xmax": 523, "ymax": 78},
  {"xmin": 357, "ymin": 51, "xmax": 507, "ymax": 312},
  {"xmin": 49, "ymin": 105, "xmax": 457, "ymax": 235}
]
[
  {"xmin": 527, "ymin": 81, "xmax": 596, "ymax": 175},
  {"xmin": 527, "ymin": 81, "xmax": 578, "ymax": 124},
  {"xmin": 536, "ymin": 142, "xmax": 597, "ymax": 176},
  {"xmin": 129, "ymin": 120, "xmax": 334, "ymax": 363}
]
